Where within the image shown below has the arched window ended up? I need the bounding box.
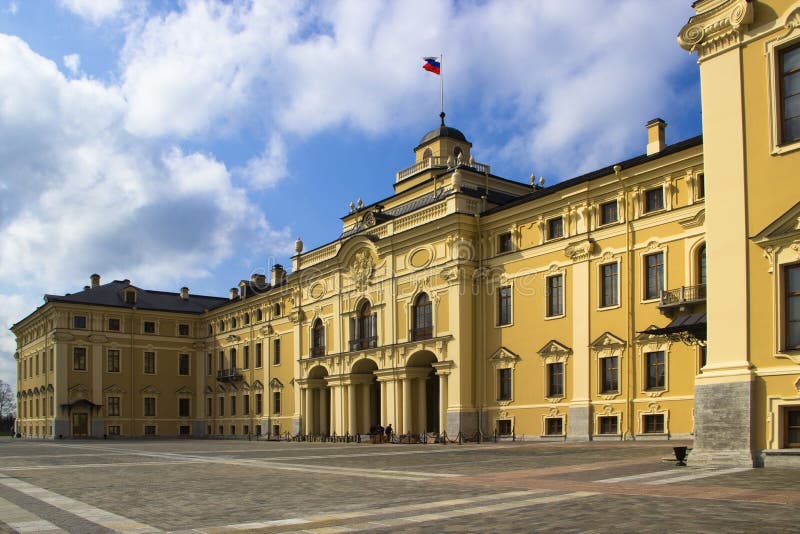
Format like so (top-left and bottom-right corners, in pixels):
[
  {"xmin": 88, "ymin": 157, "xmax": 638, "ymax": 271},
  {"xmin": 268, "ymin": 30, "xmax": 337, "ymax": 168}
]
[
  {"xmin": 311, "ymin": 319, "xmax": 325, "ymax": 357},
  {"xmin": 230, "ymin": 348, "xmax": 237, "ymax": 369},
  {"xmin": 422, "ymin": 148, "xmax": 433, "ymax": 160},
  {"xmin": 412, "ymin": 293, "xmax": 432, "ymax": 340},
  {"xmin": 256, "ymin": 309, "xmax": 263, "ymax": 322},
  {"xmin": 274, "ymin": 303, "xmax": 282, "ymax": 317},
  {"xmin": 350, "ymin": 301, "xmax": 377, "ymax": 351},
  {"xmin": 244, "ymin": 313, "xmax": 250, "ymax": 325},
  {"xmin": 231, "ymin": 317, "xmax": 237, "ymax": 329},
  {"xmin": 218, "ymin": 320, "xmax": 224, "ymax": 333},
  {"xmin": 697, "ymin": 244, "xmax": 706, "ymax": 287}
]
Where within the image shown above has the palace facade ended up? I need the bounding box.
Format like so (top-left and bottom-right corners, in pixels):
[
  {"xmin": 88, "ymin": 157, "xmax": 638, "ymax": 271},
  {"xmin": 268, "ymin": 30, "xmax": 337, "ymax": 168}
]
[{"xmin": 10, "ymin": 0, "xmax": 800, "ymax": 466}]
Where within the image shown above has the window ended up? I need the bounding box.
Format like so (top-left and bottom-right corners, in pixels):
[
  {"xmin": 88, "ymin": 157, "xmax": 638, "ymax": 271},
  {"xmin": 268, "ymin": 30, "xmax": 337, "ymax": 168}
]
[
  {"xmin": 547, "ymin": 217, "xmax": 564, "ymax": 240},
  {"xmin": 125, "ymin": 290, "xmax": 136, "ymax": 304},
  {"xmin": 255, "ymin": 393, "xmax": 262, "ymax": 415},
  {"xmin": 643, "ymin": 413, "xmax": 664, "ymax": 434},
  {"xmin": 218, "ymin": 397, "xmax": 224, "ymax": 415},
  {"xmin": 218, "ymin": 351, "xmax": 224, "ymax": 370},
  {"xmin": 218, "ymin": 320, "xmax": 224, "ymax": 333},
  {"xmin": 412, "ymin": 293, "xmax": 432, "ymax": 340},
  {"xmin": 230, "ymin": 396, "xmax": 236, "ymax": 416},
  {"xmin": 644, "ymin": 252, "xmax": 664, "ymax": 300},
  {"xmin": 498, "ymin": 232, "xmax": 513, "ymax": 253},
  {"xmin": 498, "ymin": 368, "xmax": 512, "ymax": 401},
  {"xmin": 231, "ymin": 317, "xmax": 237, "ymax": 329},
  {"xmin": 600, "ymin": 263, "xmax": 618, "ymax": 308},
  {"xmin": 206, "ymin": 353, "xmax": 212, "ymax": 376},
  {"xmin": 600, "ymin": 356, "xmax": 619, "ymax": 393},
  {"xmin": 598, "ymin": 416, "xmax": 618, "ymax": 435},
  {"xmin": 547, "ymin": 362, "xmax": 564, "ymax": 397},
  {"xmin": 273, "ymin": 391, "xmax": 281, "ymax": 415},
  {"xmin": 497, "ymin": 419, "xmax": 512, "ymax": 436},
  {"xmin": 178, "ymin": 324, "xmax": 190, "ymax": 336},
  {"xmin": 311, "ymin": 319, "xmax": 326, "ymax": 356},
  {"xmin": 274, "ymin": 303, "xmax": 282, "ymax": 316},
  {"xmin": 498, "ymin": 285, "xmax": 512, "ymax": 326},
  {"xmin": 73, "ymin": 347, "xmax": 87, "ymax": 371},
  {"xmin": 600, "ymin": 200, "xmax": 618, "ymax": 225},
  {"xmin": 178, "ymin": 354, "xmax": 190, "ymax": 376},
  {"xmin": 108, "ymin": 318, "xmax": 120, "ymax": 331},
  {"xmin": 180, "ymin": 425, "xmax": 190, "ymax": 436},
  {"xmin": 696, "ymin": 173, "xmax": 705, "ymax": 199},
  {"xmin": 73, "ymin": 316, "xmax": 86, "ymax": 329},
  {"xmin": 243, "ymin": 313, "xmax": 250, "ymax": 325},
  {"xmin": 350, "ymin": 301, "xmax": 378, "ymax": 350},
  {"xmin": 255, "ymin": 425, "xmax": 262, "ymax": 436},
  {"xmin": 230, "ymin": 425, "xmax": 236, "ymax": 435},
  {"xmin": 108, "ymin": 425, "xmax": 120, "ymax": 436},
  {"xmin": 697, "ymin": 244, "xmax": 707, "ymax": 286},
  {"xmin": 255, "ymin": 343, "xmax": 262, "ymax": 368},
  {"xmin": 143, "ymin": 351, "xmax": 156, "ymax": 374},
  {"xmin": 546, "ymin": 275, "xmax": 563, "ymax": 317},
  {"xmin": 206, "ymin": 397, "xmax": 212, "ymax": 417},
  {"xmin": 786, "ymin": 264, "xmax": 800, "ymax": 350},
  {"xmin": 144, "ymin": 425, "xmax": 156, "ymax": 436},
  {"xmin": 243, "ymin": 394, "xmax": 250, "ymax": 415},
  {"xmin": 143, "ymin": 321, "xmax": 155, "ymax": 334},
  {"xmin": 107, "ymin": 396, "xmax": 120, "ymax": 417},
  {"xmin": 144, "ymin": 397, "xmax": 156, "ymax": 417},
  {"xmin": 107, "ymin": 349, "xmax": 120, "ymax": 373},
  {"xmin": 243, "ymin": 346, "xmax": 250, "ymax": 369},
  {"xmin": 545, "ymin": 418, "xmax": 563, "ymax": 436},
  {"xmin": 786, "ymin": 408, "xmax": 800, "ymax": 448},
  {"xmin": 645, "ymin": 351, "xmax": 666, "ymax": 390},
  {"xmin": 781, "ymin": 44, "xmax": 800, "ymax": 144},
  {"xmin": 243, "ymin": 425, "xmax": 249, "ymax": 435},
  {"xmin": 230, "ymin": 348, "xmax": 237, "ymax": 369},
  {"xmin": 256, "ymin": 309, "xmax": 263, "ymax": 322},
  {"xmin": 644, "ymin": 187, "xmax": 664, "ymax": 213},
  {"xmin": 178, "ymin": 398, "xmax": 190, "ymax": 417}
]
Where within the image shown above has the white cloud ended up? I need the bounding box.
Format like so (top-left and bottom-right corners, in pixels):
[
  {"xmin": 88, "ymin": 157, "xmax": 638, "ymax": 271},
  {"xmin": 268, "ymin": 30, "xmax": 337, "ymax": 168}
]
[
  {"xmin": 63, "ymin": 53, "xmax": 80, "ymax": 75},
  {"xmin": 58, "ymin": 0, "xmax": 123, "ymax": 24},
  {"xmin": 7, "ymin": 1, "xmax": 17, "ymax": 15},
  {"xmin": 240, "ymin": 134, "xmax": 287, "ymax": 189}
]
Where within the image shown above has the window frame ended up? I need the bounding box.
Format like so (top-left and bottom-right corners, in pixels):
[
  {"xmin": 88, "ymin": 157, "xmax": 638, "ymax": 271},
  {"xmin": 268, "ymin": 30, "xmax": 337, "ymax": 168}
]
[
  {"xmin": 143, "ymin": 351, "xmax": 156, "ymax": 374},
  {"xmin": 642, "ymin": 250, "xmax": 665, "ymax": 302},
  {"xmin": 544, "ymin": 417, "xmax": 564, "ymax": 436},
  {"xmin": 107, "ymin": 318, "xmax": 120, "ymax": 332},
  {"xmin": 178, "ymin": 323, "xmax": 190, "ymax": 336},
  {"xmin": 143, "ymin": 320, "xmax": 156, "ymax": 334},
  {"xmin": 546, "ymin": 362, "xmax": 565, "ymax": 398},
  {"xmin": 600, "ymin": 356, "xmax": 619, "ymax": 394},
  {"xmin": 107, "ymin": 349, "xmax": 121, "ymax": 373},
  {"xmin": 786, "ymin": 263, "xmax": 800, "ymax": 351},
  {"xmin": 497, "ymin": 285, "xmax": 513, "ymax": 326},
  {"xmin": 599, "ymin": 261, "xmax": 620, "ymax": 309},
  {"xmin": 143, "ymin": 397, "xmax": 156, "ymax": 417},
  {"xmin": 497, "ymin": 231, "xmax": 514, "ymax": 254},
  {"xmin": 411, "ymin": 292, "xmax": 433, "ymax": 340},
  {"xmin": 107, "ymin": 396, "xmax": 120, "ymax": 417},
  {"xmin": 178, "ymin": 398, "xmax": 190, "ymax": 418},
  {"xmin": 645, "ymin": 350, "xmax": 666, "ymax": 391},
  {"xmin": 73, "ymin": 315, "xmax": 87, "ymax": 329},
  {"xmin": 768, "ymin": 34, "xmax": 800, "ymax": 153},
  {"xmin": 598, "ymin": 415, "xmax": 619, "ymax": 435},
  {"xmin": 273, "ymin": 338, "xmax": 281, "ymax": 366},
  {"xmin": 642, "ymin": 413, "xmax": 665, "ymax": 434},
  {"xmin": 273, "ymin": 391, "xmax": 281, "ymax": 415},
  {"xmin": 599, "ymin": 200, "xmax": 618, "ymax": 226},
  {"xmin": 545, "ymin": 274, "xmax": 564, "ymax": 318},
  {"xmin": 643, "ymin": 186, "xmax": 665, "ymax": 214},
  {"xmin": 497, "ymin": 368, "xmax": 512, "ymax": 401},
  {"xmin": 178, "ymin": 353, "xmax": 190, "ymax": 376},
  {"xmin": 73, "ymin": 346, "xmax": 87, "ymax": 371},
  {"xmin": 546, "ymin": 216, "xmax": 564, "ymax": 240}
]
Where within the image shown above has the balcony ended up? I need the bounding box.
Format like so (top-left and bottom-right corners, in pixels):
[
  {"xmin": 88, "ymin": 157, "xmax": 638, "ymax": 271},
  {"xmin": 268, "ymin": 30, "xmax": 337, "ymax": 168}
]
[
  {"xmin": 216, "ymin": 368, "xmax": 242, "ymax": 382},
  {"xmin": 395, "ymin": 157, "xmax": 491, "ymax": 182},
  {"xmin": 658, "ymin": 284, "xmax": 706, "ymax": 317},
  {"xmin": 409, "ymin": 327, "xmax": 433, "ymax": 341},
  {"xmin": 349, "ymin": 336, "xmax": 378, "ymax": 352}
]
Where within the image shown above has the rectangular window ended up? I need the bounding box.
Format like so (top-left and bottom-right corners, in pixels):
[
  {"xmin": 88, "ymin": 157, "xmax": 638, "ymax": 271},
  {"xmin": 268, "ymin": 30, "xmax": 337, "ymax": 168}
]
[
  {"xmin": 243, "ymin": 394, "xmax": 250, "ymax": 416},
  {"xmin": 107, "ymin": 396, "xmax": 120, "ymax": 417},
  {"xmin": 143, "ymin": 321, "xmax": 155, "ymax": 334},
  {"xmin": 600, "ymin": 200, "xmax": 618, "ymax": 225},
  {"xmin": 243, "ymin": 425, "xmax": 249, "ymax": 435},
  {"xmin": 219, "ymin": 397, "xmax": 224, "ymax": 415},
  {"xmin": 206, "ymin": 397, "xmax": 212, "ymax": 417},
  {"xmin": 107, "ymin": 425, "xmax": 120, "ymax": 436},
  {"xmin": 73, "ymin": 347, "xmax": 87, "ymax": 371},
  {"xmin": 781, "ymin": 44, "xmax": 800, "ymax": 144},
  {"xmin": 243, "ymin": 346, "xmax": 250, "ymax": 369},
  {"xmin": 108, "ymin": 318, "xmax": 120, "ymax": 331},
  {"xmin": 600, "ymin": 263, "xmax": 619, "ymax": 308},
  {"xmin": 644, "ymin": 187, "xmax": 664, "ymax": 213},
  {"xmin": 273, "ymin": 339, "xmax": 281, "ymax": 365},
  {"xmin": 144, "ymin": 425, "xmax": 156, "ymax": 436},
  {"xmin": 230, "ymin": 396, "xmax": 236, "ymax": 416},
  {"xmin": 73, "ymin": 315, "xmax": 87, "ymax": 329},
  {"xmin": 178, "ymin": 323, "xmax": 190, "ymax": 336},
  {"xmin": 206, "ymin": 353, "xmax": 212, "ymax": 376},
  {"xmin": 255, "ymin": 393, "xmax": 262, "ymax": 415},
  {"xmin": 498, "ymin": 368, "xmax": 512, "ymax": 401},
  {"xmin": 50, "ymin": 349, "xmax": 53, "ymax": 371},
  {"xmin": 643, "ymin": 414, "xmax": 665, "ymax": 434},
  {"xmin": 180, "ymin": 425, "xmax": 190, "ymax": 436},
  {"xmin": 546, "ymin": 275, "xmax": 564, "ymax": 317},
  {"xmin": 697, "ymin": 173, "xmax": 705, "ymax": 199},
  {"xmin": 547, "ymin": 362, "xmax": 564, "ymax": 397},
  {"xmin": 786, "ymin": 408, "xmax": 800, "ymax": 448},
  {"xmin": 497, "ymin": 419, "xmax": 512, "ymax": 436},
  {"xmin": 646, "ymin": 351, "xmax": 666, "ymax": 390},
  {"xmin": 230, "ymin": 425, "xmax": 236, "ymax": 435},
  {"xmin": 498, "ymin": 285, "xmax": 512, "ymax": 326},
  {"xmin": 107, "ymin": 349, "xmax": 120, "ymax": 373},
  {"xmin": 644, "ymin": 252, "xmax": 664, "ymax": 300},
  {"xmin": 143, "ymin": 351, "xmax": 156, "ymax": 374},
  {"xmin": 787, "ymin": 264, "xmax": 800, "ymax": 350},
  {"xmin": 601, "ymin": 356, "xmax": 619, "ymax": 393},
  {"xmin": 178, "ymin": 354, "xmax": 190, "ymax": 376},
  {"xmin": 178, "ymin": 398, "xmax": 190, "ymax": 417},
  {"xmin": 144, "ymin": 397, "xmax": 156, "ymax": 417},
  {"xmin": 255, "ymin": 343, "xmax": 262, "ymax": 368},
  {"xmin": 545, "ymin": 417, "xmax": 563, "ymax": 436},
  {"xmin": 598, "ymin": 416, "xmax": 618, "ymax": 435},
  {"xmin": 219, "ymin": 351, "xmax": 224, "ymax": 370},
  {"xmin": 498, "ymin": 232, "xmax": 513, "ymax": 253},
  {"xmin": 273, "ymin": 391, "xmax": 281, "ymax": 415},
  {"xmin": 547, "ymin": 217, "xmax": 564, "ymax": 240}
]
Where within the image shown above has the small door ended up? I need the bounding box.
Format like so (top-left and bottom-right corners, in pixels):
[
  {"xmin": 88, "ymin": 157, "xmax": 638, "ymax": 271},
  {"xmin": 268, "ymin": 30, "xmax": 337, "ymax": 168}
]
[
  {"xmin": 72, "ymin": 413, "xmax": 88, "ymax": 437},
  {"xmin": 786, "ymin": 408, "xmax": 800, "ymax": 448}
]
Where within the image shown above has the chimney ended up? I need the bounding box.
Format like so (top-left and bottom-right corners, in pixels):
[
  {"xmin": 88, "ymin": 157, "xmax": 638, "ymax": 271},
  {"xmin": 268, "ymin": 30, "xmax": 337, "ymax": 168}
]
[
  {"xmin": 271, "ymin": 264, "xmax": 286, "ymax": 286},
  {"xmin": 229, "ymin": 287, "xmax": 239, "ymax": 300},
  {"xmin": 251, "ymin": 273, "xmax": 267, "ymax": 289},
  {"xmin": 646, "ymin": 118, "xmax": 667, "ymax": 156},
  {"xmin": 90, "ymin": 273, "xmax": 100, "ymax": 289},
  {"xmin": 180, "ymin": 287, "xmax": 189, "ymax": 300}
]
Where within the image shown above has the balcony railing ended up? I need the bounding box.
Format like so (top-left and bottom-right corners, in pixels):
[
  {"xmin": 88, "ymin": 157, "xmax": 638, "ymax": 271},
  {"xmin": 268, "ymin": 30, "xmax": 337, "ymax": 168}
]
[
  {"xmin": 310, "ymin": 346, "xmax": 325, "ymax": 358},
  {"xmin": 349, "ymin": 336, "xmax": 378, "ymax": 352},
  {"xmin": 216, "ymin": 368, "xmax": 242, "ymax": 382},
  {"xmin": 409, "ymin": 327, "xmax": 433, "ymax": 341},
  {"xmin": 395, "ymin": 157, "xmax": 492, "ymax": 182},
  {"xmin": 659, "ymin": 284, "xmax": 707, "ymax": 308}
]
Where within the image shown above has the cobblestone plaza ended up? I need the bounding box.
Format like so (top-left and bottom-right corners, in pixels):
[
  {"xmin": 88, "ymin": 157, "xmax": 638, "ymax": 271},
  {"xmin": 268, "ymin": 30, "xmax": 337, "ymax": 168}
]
[{"xmin": 1, "ymin": 439, "xmax": 798, "ymax": 533}]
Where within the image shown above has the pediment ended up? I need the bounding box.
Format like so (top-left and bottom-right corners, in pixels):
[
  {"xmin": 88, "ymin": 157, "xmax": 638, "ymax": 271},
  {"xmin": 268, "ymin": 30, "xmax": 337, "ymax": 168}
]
[
  {"xmin": 175, "ymin": 385, "xmax": 193, "ymax": 396},
  {"xmin": 679, "ymin": 209, "xmax": 705, "ymax": 229},
  {"xmin": 753, "ymin": 201, "xmax": 800, "ymax": 246},
  {"xmin": 68, "ymin": 383, "xmax": 90, "ymax": 399},
  {"xmin": 252, "ymin": 380, "xmax": 264, "ymax": 391},
  {"xmin": 240, "ymin": 381, "xmax": 250, "ymax": 391},
  {"xmin": 590, "ymin": 332, "xmax": 627, "ymax": 351},
  {"xmin": 270, "ymin": 378, "xmax": 284, "ymax": 389},
  {"xmin": 205, "ymin": 385, "xmax": 214, "ymax": 394},
  {"xmin": 636, "ymin": 326, "xmax": 667, "ymax": 342},
  {"xmin": 216, "ymin": 384, "xmax": 226, "ymax": 393},
  {"xmin": 140, "ymin": 385, "xmax": 161, "ymax": 395},
  {"xmin": 103, "ymin": 384, "xmax": 127, "ymax": 394},
  {"xmin": 537, "ymin": 340, "xmax": 572, "ymax": 358},
  {"xmin": 488, "ymin": 346, "xmax": 522, "ymax": 363}
]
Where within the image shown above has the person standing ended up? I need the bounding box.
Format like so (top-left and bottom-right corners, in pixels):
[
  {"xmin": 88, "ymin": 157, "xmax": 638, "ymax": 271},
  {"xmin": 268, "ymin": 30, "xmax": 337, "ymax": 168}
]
[{"xmin": 385, "ymin": 423, "xmax": 393, "ymax": 443}]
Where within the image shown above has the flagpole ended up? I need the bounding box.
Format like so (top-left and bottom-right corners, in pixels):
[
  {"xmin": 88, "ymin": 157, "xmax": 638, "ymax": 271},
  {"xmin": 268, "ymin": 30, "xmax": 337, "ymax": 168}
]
[{"xmin": 440, "ymin": 52, "xmax": 444, "ymax": 119}]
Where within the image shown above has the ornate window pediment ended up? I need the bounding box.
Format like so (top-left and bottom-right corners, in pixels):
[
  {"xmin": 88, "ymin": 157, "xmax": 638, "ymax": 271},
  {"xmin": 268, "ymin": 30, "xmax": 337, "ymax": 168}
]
[
  {"xmin": 636, "ymin": 326, "xmax": 669, "ymax": 344},
  {"xmin": 252, "ymin": 380, "xmax": 264, "ymax": 391},
  {"xmin": 205, "ymin": 385, "xmax": 214, "ymax": 394},
  {"xmin": 270, "ymin": 378, "xmax": 284, "ymax": 390},
  {"xmin": 103, "ymin": 384, "xmax": 127, "ymax": 395},
  {"xmin": 68, "ymin": 384, "xmax": 90, "ymax": 400},
  {"xmin": 175, "ymin": 385, "xmax": 193, "ymax": 396},
  {"xmin": 489, "ymin": 347, "xmax": 521, "ymax": 369},
  {"xmin": 140, "ymin": 385, "xmax": 161, "ymax": 396},
  {"xmin": 590, "ymin": 332, "xmax": 627, "ymax": 352},
  {"xmin": 537, "ymin": 340, "xmax": 572, "ymax": 364}
]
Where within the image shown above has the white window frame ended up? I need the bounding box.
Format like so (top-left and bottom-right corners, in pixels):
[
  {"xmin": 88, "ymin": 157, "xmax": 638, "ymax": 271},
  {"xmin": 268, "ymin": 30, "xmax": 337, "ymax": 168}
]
[
  {"xmin": 597, "ymin": 260, "xmax": 621, "ymax": 310},
  {"xmin": 640, "ymin": 245, "xmax": 668, "ymax": 303},
  {"xmin": 544, "ymin": 273, "xmax": 565, "ymax": 319},
  {"xmin": 766, "ymin": 23, "xmax": 800, "ymax": 155}
]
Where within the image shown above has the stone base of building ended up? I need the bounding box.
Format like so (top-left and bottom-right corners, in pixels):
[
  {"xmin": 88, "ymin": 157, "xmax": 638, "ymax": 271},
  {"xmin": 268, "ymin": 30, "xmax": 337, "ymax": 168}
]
[
  {"xmin": 193, "ymin": 421, "xmax": 206, "ymax": 436},
  {"xmin": 446, "ymin": 410, "xmax": 478, "ymax": 437},
  {"xmin": 52, "ymin": 418, "xmax": 70, "ymax": 439},
  {"xmin": 690, "ymin": 380, "xmax": 756, "ymax": 467},
  {"xmin": 567, "ymin": 405, "xmax": 590, "ymax": 441},
  {"xmin": 91, "ymin": 418, "xmax": 105, "ymax": 438},
  {"xmin": 291, "ymin": 417, "xmax": 301, "ymax": 435},
  {"xmin": 761, "ymin": 449, "xmax": 800, "ymax": 468}
]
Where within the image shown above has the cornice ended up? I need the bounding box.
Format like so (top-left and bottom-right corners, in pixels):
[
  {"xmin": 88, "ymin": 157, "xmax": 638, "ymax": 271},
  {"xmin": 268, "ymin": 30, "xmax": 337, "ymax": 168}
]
[{"xmin": 678, "ymin": 0, "xmax": 754, "ymax": 59}]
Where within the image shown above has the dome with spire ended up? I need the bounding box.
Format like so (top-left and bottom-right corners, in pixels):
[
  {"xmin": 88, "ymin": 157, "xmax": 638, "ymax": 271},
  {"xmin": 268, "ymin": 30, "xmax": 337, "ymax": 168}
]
[{"xmin": 418, "ymin": 112, "xmax": 469, "ymax": 146}]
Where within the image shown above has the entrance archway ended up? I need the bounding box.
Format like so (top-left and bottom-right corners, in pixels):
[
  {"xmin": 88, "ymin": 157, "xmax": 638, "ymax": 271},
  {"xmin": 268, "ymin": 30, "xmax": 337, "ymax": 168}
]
[
  {"xmin": 305, "ymin": 366, "xmax": 330, "ymax": 436},
  {"xmin": 351, "ymin": 359, "xmax": 380, "ymax": 434},
  {"xmin": 406, "ymin": 351, "xmax": 439, "ymax": 434}
]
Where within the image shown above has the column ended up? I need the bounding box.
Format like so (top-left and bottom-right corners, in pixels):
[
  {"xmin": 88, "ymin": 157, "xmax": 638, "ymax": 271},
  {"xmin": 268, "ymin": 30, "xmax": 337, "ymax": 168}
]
[
  {"xmin": 380, "ymin": 380, "xmax": 387, "ymax": 425},
  {"xmin": 304, "ymin": 387, "xmax": 314, "ymax": 435},
  {"xmin": 361, "ymin": 382, "xmax": 371, "ymax": 433},
  {"xmin": 417, "ymin": 377, "xmax": 427, "ymax": 434},
  {"xmin": 402, "ymin": 378, "xmax": 412, "ymax": 435},
  {"xmin": 438, "ymin": 373, "xmax": 448, "ymax": 434},
  {"xmin": 348, "ymin": 384, "xmax": 357, "ymax": 436},
  {"xmin": 319, "ymin": 388, "xmax": 328, "ymax": 435}
]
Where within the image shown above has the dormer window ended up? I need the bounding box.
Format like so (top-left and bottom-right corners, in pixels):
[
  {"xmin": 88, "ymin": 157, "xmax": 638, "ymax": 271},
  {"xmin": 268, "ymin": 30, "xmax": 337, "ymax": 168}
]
[{"xmin": 125, "ymin": 289, "xmax": 136, "ymax": 304}]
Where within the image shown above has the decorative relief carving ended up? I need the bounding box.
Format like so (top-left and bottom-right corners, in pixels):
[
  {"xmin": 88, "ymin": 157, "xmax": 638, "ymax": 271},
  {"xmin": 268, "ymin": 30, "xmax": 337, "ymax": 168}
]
[
  {"xmin": 537, "ymin": 340, "xmax": 572, "ymax": 364},
  {"xmin": 564, "ymin": 239, "xmax": 594, "ymax": 262},
  {"xmin": 349, "ymin": 250, "xmax": 373, "ymax": 291},
  {"xmin": 678, "ymin": 0, "xmax": 754, "ymax": 58}
]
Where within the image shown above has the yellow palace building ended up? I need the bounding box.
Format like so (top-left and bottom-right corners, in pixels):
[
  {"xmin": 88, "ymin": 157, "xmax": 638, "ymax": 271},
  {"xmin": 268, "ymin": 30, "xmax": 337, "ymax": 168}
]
[{"xmin": 10, "ymin": 0, "xmax": 800, "ymax": 467}]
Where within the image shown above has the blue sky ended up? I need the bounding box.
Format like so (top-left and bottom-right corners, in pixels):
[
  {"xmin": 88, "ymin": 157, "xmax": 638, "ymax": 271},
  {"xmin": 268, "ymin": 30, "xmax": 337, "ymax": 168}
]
[{"xmin": 0, "ymin": 0, "xmax": 701, "ymax": 392}]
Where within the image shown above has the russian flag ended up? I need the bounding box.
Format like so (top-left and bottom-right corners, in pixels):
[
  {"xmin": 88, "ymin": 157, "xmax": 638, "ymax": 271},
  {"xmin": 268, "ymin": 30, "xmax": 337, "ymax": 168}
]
[{"xmin": 423, "ymin": 57, "xmax": 441, "ymax": 75}]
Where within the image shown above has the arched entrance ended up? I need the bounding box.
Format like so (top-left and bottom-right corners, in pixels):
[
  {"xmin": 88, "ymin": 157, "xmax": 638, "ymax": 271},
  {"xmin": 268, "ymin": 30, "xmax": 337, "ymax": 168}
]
[
  {"xmin": 304, "ymin": 366, "xmax": 330, "ymax": 436},
  {"xmin": 351, "ymin": 359, "xmax": 380, "ymax": 434},
  {"xmin": 406, "ymin": 351, "xmax": 440, "ymax": 434}
]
